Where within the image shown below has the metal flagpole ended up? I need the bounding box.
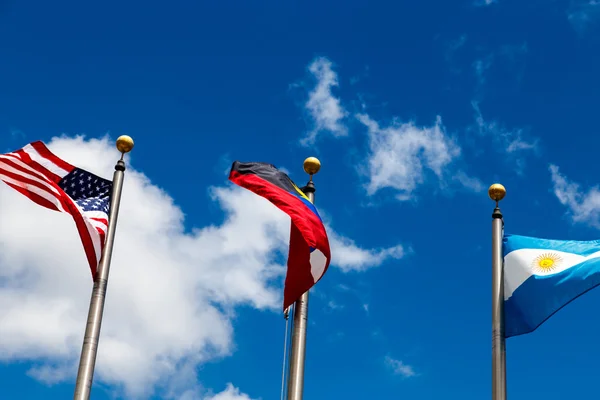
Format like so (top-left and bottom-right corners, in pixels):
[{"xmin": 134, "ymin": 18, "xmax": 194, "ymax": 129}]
[
  {"xmin": 73, "ymin": 135, "xmax": 134, "ymax": 400},
  {"xmin": 286, "ymin": 156, "xmax": 320, "ymax": 400},
  {"xmin": 489, "ymin": 183, "xmax": 507, "ymax": 400}
]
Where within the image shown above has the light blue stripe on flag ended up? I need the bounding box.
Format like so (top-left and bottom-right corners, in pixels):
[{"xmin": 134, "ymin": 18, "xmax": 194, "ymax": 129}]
[
  {"xmin": 505, "ymin": 234, "xmax": 600, "ymax": 256},
  {"xmin": 504, "ymin": 234, "xmax": 600, "ymax": 338}
]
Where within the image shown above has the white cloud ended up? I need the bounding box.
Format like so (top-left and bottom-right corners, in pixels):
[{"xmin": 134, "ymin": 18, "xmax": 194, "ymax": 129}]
[
  {"xmin": 550, "ymin": 164, "xmax": 600, "ymax": 228},
  {"xmin": 204, "ymin": 384, "xmax": 258, "ymax": 400},
  {"xmin": 474, "ymin": 0, "xmax": 496, "ymax": 5},
  {"xmin": 505, "ymin": 137, "xmax": 536, "ymax": 153},
  {"xmin": 300, "ymin": 57, "xmax": 349, "ymax": 146},
  {"xmin": 329, "ymin": 230, "xmax": 406, "ymax": 271},
  {"xmin": 384, "ymin": 356, "xmax": 417, "ymax": 378},
  {"xmin": 452, "ymin": 170, "xmax": 485, "ymax": 193},
  {"xmin": 357, "ymin": 113, "xmax": 479, "ymax": 200},
  {"xmin": 0, "ymin": 135, "xmax": 403, "ymax": 399},
  {"xmin": 170, "ymin": 382, "xmax": 257, "ymax": 400}
]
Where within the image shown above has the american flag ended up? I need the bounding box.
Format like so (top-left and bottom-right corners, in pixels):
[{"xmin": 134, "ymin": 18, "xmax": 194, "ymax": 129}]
[{"xmin": 0, "ymin": 141, "xmax": 113, "ymax": 276}]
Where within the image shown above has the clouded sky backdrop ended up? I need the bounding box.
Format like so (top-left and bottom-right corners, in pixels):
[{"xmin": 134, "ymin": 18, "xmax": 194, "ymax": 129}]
[{"xmin": 1, "ymin": 0, "xmax": 600, "ymax": 399}]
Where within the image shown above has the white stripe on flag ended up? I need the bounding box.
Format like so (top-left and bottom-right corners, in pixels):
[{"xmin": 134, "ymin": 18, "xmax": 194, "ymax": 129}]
[
  {"xmin": 84, "ymin": 218, "xmax": 102, "ymax": 265},
  {"xmin": 85, "ymin": 210, "xmax": 110, "ymax": 220},
  {"xmin": 86, "ymin": 217, "xmax": 108, "ymax": 232},
  {"xmin": 76, "ymin": 204, "xmax": 103, "ymax": 264},
  {"xmin": 22, "ymin": 144, "xmax": 71, "ymax": 178},
  {"xmin": 0, "ymin": 158, "xmax": 61, "ymax": 195},
  {"xmin": 0, "ymin": 172, "xmax": 69, "ymax": 213}
]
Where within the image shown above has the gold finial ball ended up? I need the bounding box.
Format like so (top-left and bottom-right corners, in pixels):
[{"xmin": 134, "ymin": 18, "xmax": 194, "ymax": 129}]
[
  {"xmin": 116, "ymin": 135, "xmax": 134, "ymax": 153},
  {"xmin": 303, "ymin": 157, "xmax": 321, "ymax": 175},
  {"xmin": 488, "ymin": 183, "xmax": 506, "ymax": 202}
]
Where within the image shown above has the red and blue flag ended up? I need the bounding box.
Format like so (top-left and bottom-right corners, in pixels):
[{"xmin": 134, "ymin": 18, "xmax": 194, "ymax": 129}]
[{"xmin": 229, "ymin": 161, "xmax": 331, "ymax": 310}]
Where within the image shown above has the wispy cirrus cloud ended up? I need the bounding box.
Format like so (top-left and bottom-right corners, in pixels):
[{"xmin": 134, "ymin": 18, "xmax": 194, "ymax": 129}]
[
  {"xmin": 473, "ymin": 0, "xmax": 497, "ymax": 6},
  {"xmin": 296, "ymin": 55, "xmax": 487, "ymax": 201},
  {"xmin": 473, "ymin": 54, "xmax": 494, "ymax": 86},
  {"xmin": 471, "ymin": 42, "xmax": 527, "ymax": 97},
  {"xmin": 324, "ymin": 300, "xmax": 344, "ymax": 313},
  {"xmin": 385, "ymin": 356, "xmax": 418, "ymax": 378},
  {"xmin": 471, "ymin": 101, "xmax": 538, "ymax": 173},
  {"xmin": 9, "ymin": 128, "xmax": 25, "ymax": 138},
  {"xmin": 445, "ymin": 34, "xmax": 468, "ymax": 72},
  {"xmin": 447, "ymin": 35, "xmax": 467, "ymax": 59},
  {"xmin": 300, "ymin": 57, "xmax": 349, "ymax": 146},
  {"xmin": 550, "ymin": 164, "xmax": 600, "ymax": 228},
  {"xmin": 568, "ymin": 0, "xmax": 600, "ymax": 34}
]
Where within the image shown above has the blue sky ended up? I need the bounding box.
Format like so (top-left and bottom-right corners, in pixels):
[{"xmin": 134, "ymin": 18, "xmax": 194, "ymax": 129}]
[{"xmin": 1, "ymin": 0, "xmax": 600, "ymax": 399}]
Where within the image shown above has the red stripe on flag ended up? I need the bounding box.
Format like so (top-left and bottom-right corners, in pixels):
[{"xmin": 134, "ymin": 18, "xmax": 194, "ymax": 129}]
[
  {"xmin": 12, "ymin": 149, "xmax": 64, "ymax": 183},
  {"xmin": 1, "ymin": 154, "xmax": 58, "ymax": 184},
  {"xmin": 2, "ymin": 181, "xmax": 62, "ymax": 212},
  {"xmin": 30, "ymin": 141, "xmax": 75, "ymax": 174},
  {"xmin": 61, "ymin": 197, "xmax": 99, "ymax": 276},
  {"xmin": 0, "ymin": 160, "xmax": 75, "ymax": 215},
  {"xmin": 229, "ymin": 171, "xmax": 327, "ymax": 249},
  {"xmin": 1, "ymin": 142, "xmax": 103, "ymax": 277},
  {"xmin": 284, "ymin": 223, "xmax": 323, "ymax": 310},
  {"xmin": 0, "ymin": 166, "xmax": 61, "ymax": 201},
  {"xmin": 4, "ymin": 168, "xmax": 100, "ymax": 275}
]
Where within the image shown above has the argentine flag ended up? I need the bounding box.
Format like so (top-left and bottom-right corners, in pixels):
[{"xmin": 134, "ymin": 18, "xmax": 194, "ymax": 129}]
[{"xmin": 504, "ymin": 234, "xmax": 600, "ymax": 338}]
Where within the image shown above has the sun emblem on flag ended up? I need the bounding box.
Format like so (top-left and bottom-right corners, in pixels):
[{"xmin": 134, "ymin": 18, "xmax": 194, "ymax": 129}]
[{"xmin": 531, "ymin": 252, "xmax": 563, "ymax": 274}]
